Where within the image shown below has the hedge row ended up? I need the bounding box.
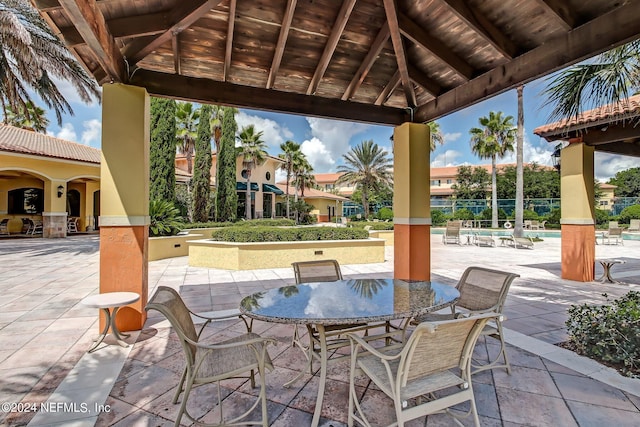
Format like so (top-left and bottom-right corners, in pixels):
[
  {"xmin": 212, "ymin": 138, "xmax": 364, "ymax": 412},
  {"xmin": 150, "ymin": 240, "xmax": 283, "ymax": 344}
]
[
  {"xmin": 210, "ymin": 226, "xmax": 369, "ymax": 242},
  {"xmin": 349, "ymin": 222, "xmax": 394, "ymax": 231},
  {"xmin": 186, "ymin": 219, "xmax": 296, "ymax": 229}
]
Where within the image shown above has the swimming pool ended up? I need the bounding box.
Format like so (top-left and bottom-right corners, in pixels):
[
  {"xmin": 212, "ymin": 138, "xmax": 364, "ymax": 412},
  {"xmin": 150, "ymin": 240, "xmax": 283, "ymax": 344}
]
[{"xmin": 431, "ymin": 228, "xmax": 640, "ymax": 241}]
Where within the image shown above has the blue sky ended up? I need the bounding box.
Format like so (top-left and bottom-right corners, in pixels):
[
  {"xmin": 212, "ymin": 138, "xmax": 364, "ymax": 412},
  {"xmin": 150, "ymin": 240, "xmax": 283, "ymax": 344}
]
[{"xmin": 43, "ymin": 75, "xmax": 635, "ymax": 182}]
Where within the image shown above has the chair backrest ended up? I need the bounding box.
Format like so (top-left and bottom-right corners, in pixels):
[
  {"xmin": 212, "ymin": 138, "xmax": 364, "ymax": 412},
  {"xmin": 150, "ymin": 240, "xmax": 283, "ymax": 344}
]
[
  {"xmin": 445, "ymin": 220, "xmax": 461, "ymax": 235},
  {"xmin": 456, "ymin": 266, "xmax": 520, "ymax": 313},
  {"xmin": 629, "ymin": 219, "xmax": 640, "ymax": 231},
  {"xmin": 401, "ymin": 314, "xmax": 496, "ymax": 383},
  {"xmin": 524, "ymin": 220, "xmax": 531, "ymax": 228},
  {"xmin": 0, "ymin": 218, "xmax": 8, "ymax": 226},
  {"xmin": 145, "ymin": 286, "xmax": 199, "ymax": 363},
  {"xmin": 292, "ymin": 259, "xmax": 343, "ymax": 284},
  {"xmin": 609, "ymin": 227, "xmax": 623, "ymax": 237},
  {"xmin": 609, "ymin": 221, "xmax": 619, "ymax": 229}
]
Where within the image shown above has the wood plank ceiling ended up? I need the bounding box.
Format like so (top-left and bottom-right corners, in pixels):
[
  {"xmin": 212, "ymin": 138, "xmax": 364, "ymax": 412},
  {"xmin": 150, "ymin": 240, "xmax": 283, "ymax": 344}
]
[{"xmin": 33, "ymin": 0, "xmax": 640, "ymax": 126}]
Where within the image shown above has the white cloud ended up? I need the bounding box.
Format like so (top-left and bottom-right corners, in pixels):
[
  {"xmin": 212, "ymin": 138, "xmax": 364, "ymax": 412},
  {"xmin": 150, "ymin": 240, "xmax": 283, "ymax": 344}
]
[
  {"xmin": 431, "ymin": 150, "xmax": 463, "ymax": 167},
  {"xmin": 305, "ymin": 117, "xmax": 372, "ymax": 168},
  {"xmin": 443, "ymin": 132, "xmax": 462, "ymax": 143},
  {"xmin": 595, "ymin": 152, "xmax": 638, "ymax": 182},
  {"xmin": 50, "ymin": 76, "xmax": 101, "ymax": 107},
  {"xmin": 300, "ymin": 137, "xmax": 336, "ymax": 173},
  {"xmin": 236, "ymin": 111, "xmax": 293, "ymax": 152},
  {"xmin": 49, "ymin": 123, "xmax": 78, "ymax": 142},
  {"xmin": 80, "ymin": 119, "xmax": 101, "ymax": 146}
]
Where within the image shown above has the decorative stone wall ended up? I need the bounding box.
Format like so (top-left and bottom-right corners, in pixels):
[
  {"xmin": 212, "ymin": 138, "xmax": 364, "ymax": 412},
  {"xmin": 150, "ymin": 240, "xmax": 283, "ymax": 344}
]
[{"xmin": 43, "ymin": 213, "xmax": 67, "ymax": 238}]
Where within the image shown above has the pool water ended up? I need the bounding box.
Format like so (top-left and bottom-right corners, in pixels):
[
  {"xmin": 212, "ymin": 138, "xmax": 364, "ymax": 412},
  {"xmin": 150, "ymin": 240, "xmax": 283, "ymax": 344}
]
[{"xmin": 431, "ymin": 228, "xmax": 640, "ymax": 241}]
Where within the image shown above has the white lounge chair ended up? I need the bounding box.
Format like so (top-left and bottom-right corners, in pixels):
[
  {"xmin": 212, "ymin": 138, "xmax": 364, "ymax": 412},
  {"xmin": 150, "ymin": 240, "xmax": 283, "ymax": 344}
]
[
  {"xmin": 628, "ymin": 219, "xmax": 640, "ymax": 232},
  {"xmin": 442, "ymin": 220, "xmax": 462, "ymax": 245}
]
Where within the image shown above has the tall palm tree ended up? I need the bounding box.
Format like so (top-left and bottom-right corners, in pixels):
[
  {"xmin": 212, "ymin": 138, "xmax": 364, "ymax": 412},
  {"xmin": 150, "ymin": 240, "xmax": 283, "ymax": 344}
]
[
  {"xmin": 293, "ymin": 161, "xmax": 316, "ymax": 197},
  {"xmin": 337, "ymin": 140, "xmax": 393, "ymax": 219},
  {"xmin": 0, "ymin": 0, "xmax": 99, "ymax": 124},
  {"xmin": 4, "ymin": 101, "xmax": 49, "ymax": 132},
  {"xmin": 469, "ymin": 111, "xmax": 516, "ymax": 228},
  {"xmin": 427, "ymin": 121, "xmax": 445, "ymax": 152},
  {"xmin": 175, "ymin": 102, "xmax": 200, "ymax": 174},
  {"xmin": 515, "ymin": 86, "xmax": 525, "ymax": 238},
  {"xmin": 543, "ymin": 40, "xmax": 640, "ymax": 122},
  {"xmin": 237, "ymin": 124, "xmax": 267, "ymax": 220},
  {"xmin": 278, "ymin": 140, "xmax": 301, "ymax": 219}
]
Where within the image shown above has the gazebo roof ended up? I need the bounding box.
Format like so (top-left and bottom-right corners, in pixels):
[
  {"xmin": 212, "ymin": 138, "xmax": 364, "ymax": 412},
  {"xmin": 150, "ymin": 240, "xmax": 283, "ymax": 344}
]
[{"xmin": 33, "ymin": 1, "xmax": 640, "ymax": 125}]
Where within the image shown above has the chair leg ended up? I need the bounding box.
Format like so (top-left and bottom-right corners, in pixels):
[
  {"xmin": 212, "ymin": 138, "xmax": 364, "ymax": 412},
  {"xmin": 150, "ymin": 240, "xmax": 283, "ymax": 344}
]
[
  {"xmin": 173, "ymin": 367, "xmax": 187, "ymax": 403},
  {"xmin": 174, "ymin": 374, "xmax": 194, "ymax": 427}
]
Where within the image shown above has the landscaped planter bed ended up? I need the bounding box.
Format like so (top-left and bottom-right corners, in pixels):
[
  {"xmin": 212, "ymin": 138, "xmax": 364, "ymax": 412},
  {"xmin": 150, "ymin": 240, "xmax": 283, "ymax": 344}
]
[{"xmin": 188, "ymin": 238, "xmax": 385, "ymax": 270}]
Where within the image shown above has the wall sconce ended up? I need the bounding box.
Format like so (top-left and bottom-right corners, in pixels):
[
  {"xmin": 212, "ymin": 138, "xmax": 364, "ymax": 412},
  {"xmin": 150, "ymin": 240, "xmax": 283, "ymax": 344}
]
[
  {"xmin": 57, "ymin": 185, "xmax": 64, "ymax": 198},
  {"xmin": 551, "ymin": 143, "xmax": 563, "ymax": 173}
]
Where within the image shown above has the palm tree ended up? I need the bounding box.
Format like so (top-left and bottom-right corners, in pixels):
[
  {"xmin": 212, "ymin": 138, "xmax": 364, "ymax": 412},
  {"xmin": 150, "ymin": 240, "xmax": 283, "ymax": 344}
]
[
  {"xmin": 175, "ymin": 102, "xmax": 200, "ymax": 174},
  {"xmin": 278, "ymin": 140, "xmax": 301, "ymax": 219},
  {"xmin": 337, "ymin": 140, "xmax": 393, "ymax": 219},
  {"xmin": 427, "ymin": 121, "xmax": 445, "ymax": 152},
  {"xmin": 4, "ymin": 101, "xmax": 49, "ymax": 132},
  {"xmin": 543, "ymin": 40, "xmax": 640, "ymax": 122},
  {"xmin": 0, "ymin": 0, "xmax": 99, "ymax": 124},
  {"xmin": 237, "ymin": 124, "xmax": 267, "ymax": 220},
  {"xmin": 515, "ymin": 85, "xmax": 525, "ymax": 238},
  {"xmin": 469, "ymin": 111, "xmax": 516, "ymax": 228}
]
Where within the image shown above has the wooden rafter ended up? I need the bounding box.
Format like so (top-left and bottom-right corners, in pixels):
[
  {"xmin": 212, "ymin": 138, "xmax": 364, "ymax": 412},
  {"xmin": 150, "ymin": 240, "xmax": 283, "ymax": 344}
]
[
  {"xmin": 172, "ymin": 33, "xmax": 181, "ymax": 75},
  {"xmin": 375, "ymin": 70, "xmax": 401, "ymax": 106},
  {"xmin": 58, "ymin": 0, "xmax": 125, "ymax": 83},
  {"xmin": 32, "ymin": 0, "xmax": 60, "ymax": 12},
  {"xmin": 306, "ymin": 0, "xmax": 356, "ymax": 95},
  {"xmin": 398, "ymin": 12, "xmax": 474, "ymax": 81},
  {"xmin": 224, "ymin": 0, "xmax": 237, "ymax": 82},
  {"xmin": 267, "ymin": 0, "xmax": 298, "ymax": 89},
  {"xmin": 408, "ymin": 64, "xmax": 441, "ymax": 96},
  {"xmin": 341, "ymin": 22, "xmax": 390, "ymax": 101},
  {"xmin": 124, "ymin": 0, "xmax": 222, "ymax": 66},
  {"xmin": 442, "ymin": 0, "xmax": 518, "ymax": 59},
  {"xmin": 414, "ymin": 2, "xmax": 640, "ymax": 123},
  {"xmin": 383, "ymin": 0, "xmax": 416, "ymax": 108},
  {"xmin": 130, "ymin": 70, "xmax": 409, "ymax": 125},
  {"xmin": 536, "ymin": 0, "xmax": 577, "ymax": 31}
]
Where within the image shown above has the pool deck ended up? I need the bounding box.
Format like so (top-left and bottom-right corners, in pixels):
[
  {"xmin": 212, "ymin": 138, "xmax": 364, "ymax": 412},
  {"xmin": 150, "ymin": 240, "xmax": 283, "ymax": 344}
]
[{"xmin": 1, "ymin": 234, "xmax": 639, "ymax": 426}]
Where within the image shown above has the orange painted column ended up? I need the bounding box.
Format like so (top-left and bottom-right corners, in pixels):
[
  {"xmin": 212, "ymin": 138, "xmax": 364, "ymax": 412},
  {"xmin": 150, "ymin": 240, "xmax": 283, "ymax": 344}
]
[
  {"xmin": 393, "ymin": 123, "xmax": 431, "ymax": 281},
  {"xmin": 560, "ymin": 143, "xmax": 595, "ymax": 282},
  {"xmin": 99, "ymin": 84, "xmax": 150, "ymax": 331}
]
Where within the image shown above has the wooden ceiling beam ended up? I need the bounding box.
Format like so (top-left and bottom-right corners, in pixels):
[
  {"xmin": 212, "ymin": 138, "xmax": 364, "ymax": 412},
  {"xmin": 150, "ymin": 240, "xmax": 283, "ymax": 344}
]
[
  {"xmin": 172, "ymin": 33, "xmax": 181, "ymax": 75},
  {"xmin": 306, "ymin": 0, "xmax": 357, "ymax": 95},
  {"xmin": 341, "ymin": 22, "xmax": 390, "ymax": 101},
  {"xmin": 32, "ymin": 0, "xmax": 61, "ymax": 12},
  {"xmin": 383, "ymin": 0, "xmax": 416, "ymax": 108},
  {"xmin": 124, "ymin": 0, "xmax": 222, "ymax": 66},
  {"xmin": 130, "ymin": 70, "xmax": 409, "ymax": 125},
  {"xmin": 267, "ymin": 0, "xmax": 298, "ymax": 89},
  {"xmin": 442, "ymin": 0, "xmax": 518, "ymax": 59},
  {"xmin": 591, "ymin": 142, "xmax": 640, "ymax": 157},
  {"xmin": 58, "ymin": 0, "xmax": 126, "ymax": 83},
  {"xmin": 60, "ymin": 12, "xmax": 171, "ymax": 48},
  {"xmin": 414, "ymin": 2, "xmax": 640, "ymax": 123},
  {"xmin": 536, "ymin": 0, "xmax": 577, "ymax": 31},
  {"xmin": 398, "ymin": 12, "xmax": 474, "ymax": 81},
  {"xmin": 375, "ymin": 70, "xmax": 401, "ymax": 106},
  {"xmin": 223, "ymin": 0, "xmax": 237, "ymax": 82},
  {"xmin": 408, "ymin": 64, "xmax": 441, "ymax": 96}
]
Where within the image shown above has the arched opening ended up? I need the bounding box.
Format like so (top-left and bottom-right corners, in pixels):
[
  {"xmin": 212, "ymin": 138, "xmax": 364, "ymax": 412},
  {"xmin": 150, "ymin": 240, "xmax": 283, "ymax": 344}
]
[
  {"xmin": 8, "ymin": 187, "xmax": 44, "ymax": 214},
  {"xmin": 67, "ymin": 189, "xmax": 81, "ymax": 217}
]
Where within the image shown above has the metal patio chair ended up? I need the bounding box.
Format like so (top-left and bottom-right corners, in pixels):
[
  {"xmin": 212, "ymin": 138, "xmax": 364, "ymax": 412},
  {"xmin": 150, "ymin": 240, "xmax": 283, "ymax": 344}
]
[
  {"xmin": 0, "ymin": 218, "xmax": 9, "ymax": 235},
  {"xmin": 412, "ymin": 266, "xmax": 520, "ymax": 375},
  {"xmin": 145, "ymin": 286, "xmax": 275, "ymax": 427},
  {"xmin": 347, "ymin": 313, "xmax": 500, "ymax": 427},
  {"xmin": 442, "ymin": 220, "xmax": 461, "ymax": 245}
]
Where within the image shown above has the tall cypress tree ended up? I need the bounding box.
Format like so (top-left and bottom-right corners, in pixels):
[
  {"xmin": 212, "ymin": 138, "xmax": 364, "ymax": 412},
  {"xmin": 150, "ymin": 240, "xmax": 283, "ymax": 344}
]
[
  {"xmin": 215, "ymin": 106, "xmax": 238, "ymax": 221},
  {"xmin": 150, "ymin": 97, "xmax": 176, "ymax": 202},
  {"xmin": 192, "ymin": 104, "xmax": 212, "ymax": 222}
]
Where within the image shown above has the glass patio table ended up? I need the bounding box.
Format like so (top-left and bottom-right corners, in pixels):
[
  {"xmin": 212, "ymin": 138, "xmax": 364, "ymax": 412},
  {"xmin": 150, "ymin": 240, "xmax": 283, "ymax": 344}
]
[{"xmin": 239, "ymin": 278, "xmax": 460, "ymax": 427}]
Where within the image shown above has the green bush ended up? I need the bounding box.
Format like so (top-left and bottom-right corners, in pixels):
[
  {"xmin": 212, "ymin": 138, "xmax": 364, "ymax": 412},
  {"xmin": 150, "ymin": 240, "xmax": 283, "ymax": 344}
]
[
  {"xmin": 566, "ymin": 291, "xmax": 640, "ymax": 377},
  {"xmin": 210, "ymin": 226, "xmax": 369, "ymax": 242},
  {"xmin": 431, "ymin": 209, "xmax": 448, "ymax": 226},
  {"xmin": 594, "ymin": 208, "xmax": 611, "ymax": 227},
  {"xmin": 619, "ymin": 204, "xmax": 640, "ymax": 224},
  {"xmin": 478, "ymin": 208, "xmax": 507, "ymax": 221},
  {"xmin": 149, "ymin": 199, "xmax": 185, "ymax": 237},
  {"xmin": 522, "ymin": 209, "xmax": 539, "ymax": 220},
  {"xmin": 546, "ymin": 208, "xmax": 561, "ymax": 227},
  {"xmin": 350, "ymin": 222, "xmax": 393, "ymax": 230},
  {"xmin": 186, "ymin": 219, "xmax": 296, "ymax": 229},
  {"xmin": 376, "ymin": 207, "xmax": 394, "ymax": 221},
  {"xmin": 452, "ymin": 208, "xmax": 475, "ymax": 220}
]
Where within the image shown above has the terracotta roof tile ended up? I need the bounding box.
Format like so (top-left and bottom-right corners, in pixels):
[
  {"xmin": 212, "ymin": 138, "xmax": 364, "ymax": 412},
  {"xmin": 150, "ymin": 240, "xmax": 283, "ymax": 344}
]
[
  {"xmin": 275, "ymin": 184, "xmax": 349, "ymax": 201},
  {"xmin": 534, "ymin": 94, "xmax": 640, "ymax": 137},
  {"xmin": 0, "ymin": 124, "xmax": 101, "ymax": 164}
]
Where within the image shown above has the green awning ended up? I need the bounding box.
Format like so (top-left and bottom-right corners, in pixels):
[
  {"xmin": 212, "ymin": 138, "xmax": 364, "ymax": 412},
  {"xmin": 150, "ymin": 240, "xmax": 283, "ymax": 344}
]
[
  {"xmin": 236, "ymin": 182, "xmax": 259, "ymax": 191},
  {"xmin": 262, "ymin": 183, "xmax": 284, "ymax": 195}
]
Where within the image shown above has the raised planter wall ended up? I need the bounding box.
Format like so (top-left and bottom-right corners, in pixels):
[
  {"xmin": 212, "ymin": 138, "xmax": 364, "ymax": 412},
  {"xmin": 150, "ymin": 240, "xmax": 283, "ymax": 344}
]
[
  {"xmin": 149, "ymin": 234, "xmax": 205, "ymax": 261},
  {"xmin": 188, "ymin": 238, "xmax": 385, "ymax": 270},
  {"xmin": 369, "ymin": 229, "xmax": 394, "ymax": 245}
]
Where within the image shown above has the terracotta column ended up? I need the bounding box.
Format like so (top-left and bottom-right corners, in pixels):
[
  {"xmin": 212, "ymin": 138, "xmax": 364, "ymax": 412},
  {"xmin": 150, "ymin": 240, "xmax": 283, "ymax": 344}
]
[
  {"xmin": 560, "ymin": 143, "xmax": 596, "ymax": 281},
  {"xmin": 393, "ymin": 123, "xmax": 431, "ymax": 281},
  {"xmin": 99, "ymin": 83, "xmax": 150, "ymax": 331}
]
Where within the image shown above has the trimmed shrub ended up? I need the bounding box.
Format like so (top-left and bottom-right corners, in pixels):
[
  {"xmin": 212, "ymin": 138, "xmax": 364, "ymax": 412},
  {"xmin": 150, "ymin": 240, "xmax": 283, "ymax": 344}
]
[
  {"xmin": 522, "ymin": 209, "xmax": 539, "ymax": 220},
  {"xmin": 452, "ymin": 208, "xmax": 475, "ymax": 220},
  {"xmin": 186, "ymin": 219, "xmax": 296, "ymax": 229},
  {"xmin": 376, "ymin": 207, "xmax": 393, "ymax": 221},
  {"xmin": 566, "ymin": 291, "xmax": 640, "ymax": 378},
  {"xmin": 431, "ymin": 209, "xmax": 448, "ymax": 226},
  {"xmin": 350, "ymin": 222, "xmax": 393, "ymax": 230},
  {"xmin": 619, "ymin": 204, "xmax": 640, "ymax": 224},
  {"xmin": 594, "ymin": 208, "xmax": 611, "ymax": 227},
  {"xmin": 210, "ymin": 226, "xmax": 369, "ymax": 242}
]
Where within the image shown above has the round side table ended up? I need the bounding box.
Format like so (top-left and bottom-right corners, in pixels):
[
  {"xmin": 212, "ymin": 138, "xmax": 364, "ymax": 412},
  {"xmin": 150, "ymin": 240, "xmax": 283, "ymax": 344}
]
[{"xmin": 81, "ymin": 292, "xmax": 140, "ymax": 352}]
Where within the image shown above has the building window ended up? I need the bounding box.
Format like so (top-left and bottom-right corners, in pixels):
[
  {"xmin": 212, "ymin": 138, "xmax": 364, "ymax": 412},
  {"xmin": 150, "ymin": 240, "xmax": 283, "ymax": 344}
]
[
  {"xmin": 446, "ymin": 179, "xmax": 453, "ymax": 184},
  {"xmin": 8, "ymin": 188, "xmax": 44, "ymax": 214},
  {"xmin": 325, "ymin": 184, "xmax": 334, "ymax": 190},
  {"xmin": 430, "ymin": 180, "xmax": 441, "ymax": 186},
  {"xmin": 67, "ymin": 189, "xmax": 81, "ymax": 217},
  {"xmin": 265, "ymin": 171, "xmax": 271, "ymax": 181},
  {"xmin": 599, "ymin": 200, "xmax": 608, "ymax": 206}
]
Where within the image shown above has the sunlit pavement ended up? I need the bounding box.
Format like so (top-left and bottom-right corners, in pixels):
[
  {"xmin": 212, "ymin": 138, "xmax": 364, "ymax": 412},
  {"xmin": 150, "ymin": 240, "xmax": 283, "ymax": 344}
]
[{"xmin": 1, "ymin": 234, "xmax": 639, "ymax": 426}]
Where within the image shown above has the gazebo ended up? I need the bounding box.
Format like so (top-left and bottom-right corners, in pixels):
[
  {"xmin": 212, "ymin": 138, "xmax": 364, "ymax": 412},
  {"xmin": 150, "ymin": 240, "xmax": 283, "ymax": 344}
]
[{"xmin": 32, "ymin": 0, "xmax": 640, "ymax": 330}]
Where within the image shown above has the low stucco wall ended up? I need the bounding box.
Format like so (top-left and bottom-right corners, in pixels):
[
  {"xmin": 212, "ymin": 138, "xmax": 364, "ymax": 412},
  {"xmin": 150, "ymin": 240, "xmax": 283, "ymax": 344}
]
[
  {"xmin": 149, "ymin": 234, "xmax": 205, "ymax": 261},
  {"xmin": 188, "ymin": 238, "xmax": 385, "ymax": 270},
  {"xmin": 369, "ymin": 229, "xmax": 394, "ymax": 245}
]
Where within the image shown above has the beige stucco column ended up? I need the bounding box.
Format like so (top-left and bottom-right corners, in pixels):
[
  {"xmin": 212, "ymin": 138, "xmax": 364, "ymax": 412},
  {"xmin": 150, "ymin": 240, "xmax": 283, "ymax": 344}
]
[
  {"xmin": 560, "ymin": 143, "xmax": 596, "ymax": 281},
  {"xmin": 393, "ymin": 123, "xmax": 431, "ymax": 281},
  {"xmin": 100, "ymin": 83, "xmax": 150, "ymax": 331},
  {"xmin": 43, "ymin": 180, "xmax": 68, "ymax": 238}
]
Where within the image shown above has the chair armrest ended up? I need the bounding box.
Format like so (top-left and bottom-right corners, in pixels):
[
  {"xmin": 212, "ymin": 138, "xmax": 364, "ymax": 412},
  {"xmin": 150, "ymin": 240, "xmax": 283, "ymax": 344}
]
[{"xmin": 346, "ymin": 332, "xmax": 403, "ymax": 361}]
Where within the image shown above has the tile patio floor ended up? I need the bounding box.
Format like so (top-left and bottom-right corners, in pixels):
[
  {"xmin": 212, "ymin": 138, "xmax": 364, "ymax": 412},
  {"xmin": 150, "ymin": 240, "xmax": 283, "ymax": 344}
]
[{"xmin": 0, "ymin": 233, "xmax": 639, "ymax": 426}]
